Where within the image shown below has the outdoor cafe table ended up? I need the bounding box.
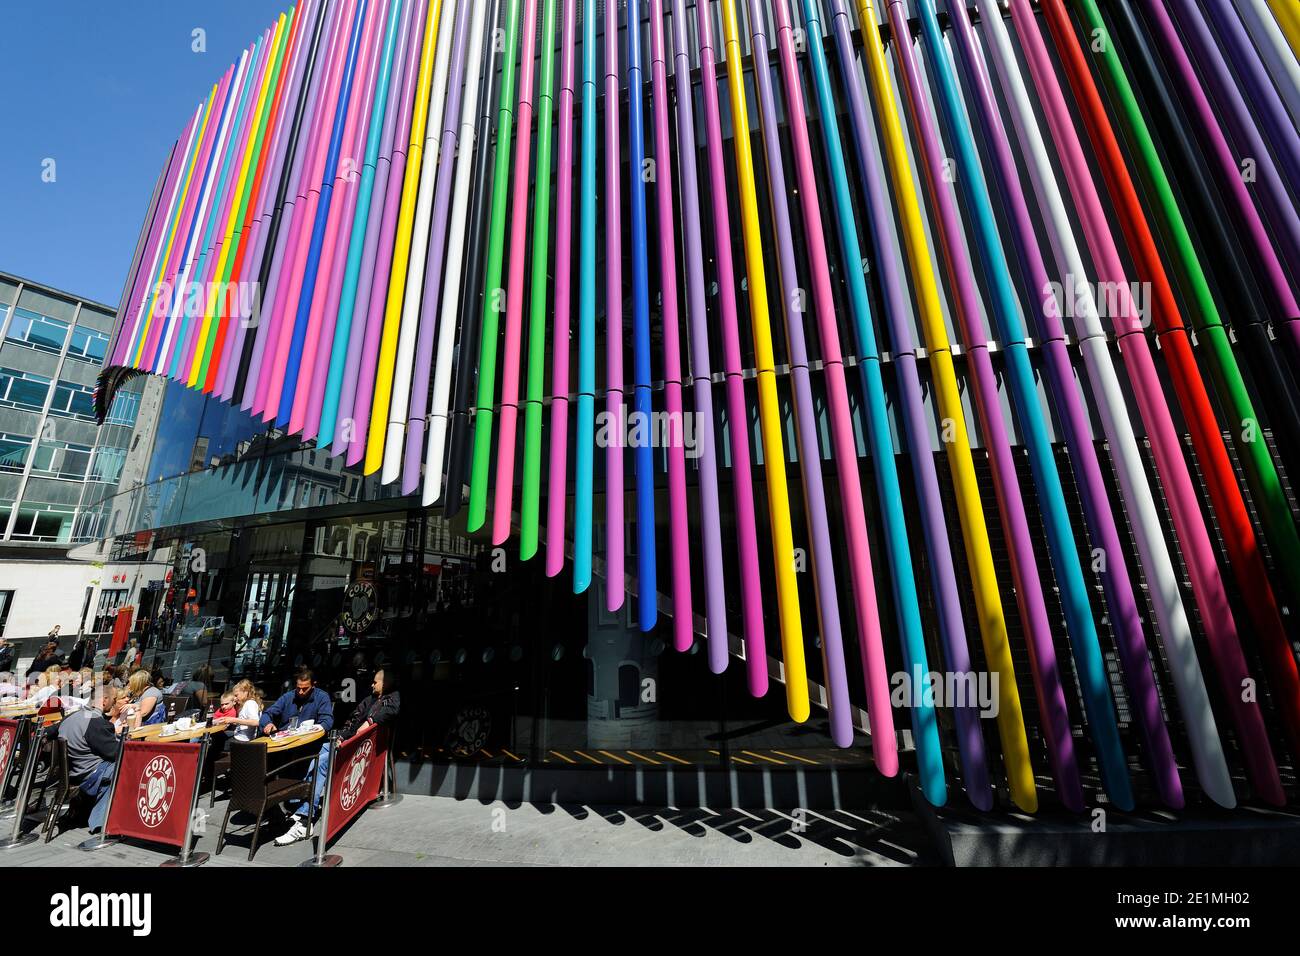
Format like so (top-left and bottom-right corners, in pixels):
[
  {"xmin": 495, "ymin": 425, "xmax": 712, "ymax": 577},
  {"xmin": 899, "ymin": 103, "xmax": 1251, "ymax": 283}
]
[{"xmin": 260, "ymin": 726, "xmax": 325, "ymax": 753}]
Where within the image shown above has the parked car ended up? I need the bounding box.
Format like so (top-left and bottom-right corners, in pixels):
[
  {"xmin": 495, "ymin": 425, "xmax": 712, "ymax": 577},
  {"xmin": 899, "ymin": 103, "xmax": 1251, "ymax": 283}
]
[{"xmin": 164, "ymin": 617, "xmax": 236, "ymax": 682}]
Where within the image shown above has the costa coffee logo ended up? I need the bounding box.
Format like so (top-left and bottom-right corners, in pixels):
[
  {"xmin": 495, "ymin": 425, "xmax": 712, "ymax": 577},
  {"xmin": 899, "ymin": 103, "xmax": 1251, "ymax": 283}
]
[
  {"xmin": 339, "ymin": 738, "xmax": 374, "ymax": 812},
  {"xmin": 136, "ymin": 755, "xmax": 177, "ymax": 828},
  {"xmin": 340, "ymin": 582, "xmax": 378, "ymax": 634}
]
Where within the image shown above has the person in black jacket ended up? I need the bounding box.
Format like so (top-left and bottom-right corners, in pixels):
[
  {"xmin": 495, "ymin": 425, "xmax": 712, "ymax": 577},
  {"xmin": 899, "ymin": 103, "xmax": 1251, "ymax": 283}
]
[
  {"xmin": 25, "ymin": 641, "xmax": 63, "ymax": 680},
  {"xmin": 339, "ymin": 669, "xmax": 400, "ymax": 741}
]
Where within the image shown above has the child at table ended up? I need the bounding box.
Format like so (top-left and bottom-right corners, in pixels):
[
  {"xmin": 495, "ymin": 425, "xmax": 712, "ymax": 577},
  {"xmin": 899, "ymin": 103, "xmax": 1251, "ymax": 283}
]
[
  {"xmin": 217, "ymin": 680, "xmax": 263, "ymax": 742},
  {"xmin": 212, "ymin": 692, "xmax": 238, "ymax": 722}
]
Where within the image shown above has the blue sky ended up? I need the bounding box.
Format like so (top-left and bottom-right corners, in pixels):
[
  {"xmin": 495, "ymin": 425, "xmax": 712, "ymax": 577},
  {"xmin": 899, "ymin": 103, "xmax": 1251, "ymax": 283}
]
[{"xmin": 0, "ymin": 0, "xmax": 292, "ymax": 306}]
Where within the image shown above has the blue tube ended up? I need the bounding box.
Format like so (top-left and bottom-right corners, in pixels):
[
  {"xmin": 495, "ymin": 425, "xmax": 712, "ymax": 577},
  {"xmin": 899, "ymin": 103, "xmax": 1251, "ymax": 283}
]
[
  {"xmin": 626, "ymin": 2, "xmax": 656, "ymax": 630},
  {"xmin": 913, "ymin": 0, "xmax": 1131, "ymax": 808},
  {"xmin": 573, "ymin": 0, "xmax": 597, "ymax": 594},
  {"xmin": 276, "ymin": 0, "xmax": 368, "ymax": 428}
]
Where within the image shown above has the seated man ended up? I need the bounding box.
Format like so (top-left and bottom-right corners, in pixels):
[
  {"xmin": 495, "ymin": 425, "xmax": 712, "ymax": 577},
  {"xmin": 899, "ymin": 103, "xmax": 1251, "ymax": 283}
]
[
  {"xmin": 262, "ymin": 668, "xmax": 334, "ymax": 846},
  {"xmin": 57, "ymin": 685, "xmax": 121, "ymax": 832}
]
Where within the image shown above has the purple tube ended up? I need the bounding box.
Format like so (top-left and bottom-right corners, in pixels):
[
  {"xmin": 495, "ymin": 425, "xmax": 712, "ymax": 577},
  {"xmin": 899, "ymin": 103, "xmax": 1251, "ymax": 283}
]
[
  {"xmin": 242, "ymin": 1, "xmax": 347, "ymax": 411},
  {"xmin": 546, "ymin": 0, "xmax": 578, "ymax": 579},
  {"xmin": 1201, "ymin": 0, "xmax": 1300, "ymax": 205},
  {"xmin": 944, "ymin": 0, "xmax": 1181, "ymax": 808},
  {"xmin": 345, "ymin": 0, "xmax": 429, "ymax": 464},
  {"xmin": 604, "ymin": 0, "xmax": 625, "ymax": 612},
  {"xmin": 298, "ymin": 0, "xmax": 390, "ymax": 439},
  {"xmin": 696, "ymin": 1, "xmax": 766, "ymax": 693},
  {"xmin": 746, "ymin": 0, "xmax": 853, "ymax": 746},
  {"xmin": 402, "ymin": 0, "xmax": 475, "ymax": 492},
  {"xmin": 670, "ymin": 0, "xmax": 728, "ymax": 671},
  {"xmin": 648, "ymin": 0, "xmax": 693, "ymax": 650},
  {"xmin": 221, "ymin": 0, "xmax": 321, "ymax": 402},
  {"xmin": 1163, "ymin": 0, "xmax": 1300, "ymax": 293},
  {"xmin": 329, "ymin": 0, "xmax": 418, "ymax": 452},
  {"xmin": 115, "ymin": 121, "xmax": 192, "ymax": 368}
]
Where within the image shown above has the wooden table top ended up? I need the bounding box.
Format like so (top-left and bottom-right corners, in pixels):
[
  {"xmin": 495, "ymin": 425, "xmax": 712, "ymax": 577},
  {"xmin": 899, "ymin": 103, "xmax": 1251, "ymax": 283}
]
[
  {"xmin": 260, "ymin": 726, "xmax": 325, "ymax": 752},
  {"xmin": 129, "ymin": 722, "xmax": 224, "ymax": 741}
]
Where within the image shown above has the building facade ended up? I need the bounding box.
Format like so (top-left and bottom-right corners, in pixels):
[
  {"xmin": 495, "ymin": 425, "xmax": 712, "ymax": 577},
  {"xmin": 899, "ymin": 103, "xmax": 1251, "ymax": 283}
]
[
  {"xmin": 0, "ymin": 271, "xmax": 148, "ymax": 642},
  {"xmin": 83, "ymin": 0, "xmax": 1300, "ymax": 812}
]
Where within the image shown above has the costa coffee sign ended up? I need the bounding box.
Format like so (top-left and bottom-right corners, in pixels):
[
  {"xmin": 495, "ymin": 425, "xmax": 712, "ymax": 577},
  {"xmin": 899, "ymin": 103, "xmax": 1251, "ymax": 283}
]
[
  {"xmin": 104, "ymin": 741, "xmax": 203, "ymax": 848},
  {"xmin": 136, "ymin": 754, "xmax": 178, "ymax": 828}
]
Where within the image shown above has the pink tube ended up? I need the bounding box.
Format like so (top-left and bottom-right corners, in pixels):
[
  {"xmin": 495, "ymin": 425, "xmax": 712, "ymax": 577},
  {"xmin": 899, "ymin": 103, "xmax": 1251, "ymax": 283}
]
[
  {"xmin": 603, "ymin": 0, "xmax": 624, "ymax": 612},
  {"xmin": 545, "ymin": 0, "xmax": 578, "ymax": 578},
  {"xmin": 491, "ymin": 0, "xmax": 541, "ymax": 545}
]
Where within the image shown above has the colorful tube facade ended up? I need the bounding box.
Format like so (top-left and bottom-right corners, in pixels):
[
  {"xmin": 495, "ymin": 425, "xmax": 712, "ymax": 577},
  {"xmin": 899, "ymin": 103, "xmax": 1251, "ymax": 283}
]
[{"xmin": 101, "ymin": 0, "xmax": 1300, "ymax": 811}]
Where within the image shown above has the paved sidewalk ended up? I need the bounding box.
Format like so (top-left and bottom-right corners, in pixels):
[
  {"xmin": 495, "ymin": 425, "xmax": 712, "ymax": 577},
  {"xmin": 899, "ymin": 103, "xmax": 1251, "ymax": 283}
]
[{"xmin": 2, "ymin": 795, "xmax": 938, "ymax": 867}]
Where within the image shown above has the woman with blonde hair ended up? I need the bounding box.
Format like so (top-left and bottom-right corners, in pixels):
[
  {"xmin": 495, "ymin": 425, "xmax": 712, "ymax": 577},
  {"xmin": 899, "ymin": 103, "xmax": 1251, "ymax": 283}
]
[
  {"xmin": 119, "ymin": 668, "xmax": 163, "ymax": 728},
  {"xmin": 217, "ymin": 679, "xmax": 264, "ymax": 742}
]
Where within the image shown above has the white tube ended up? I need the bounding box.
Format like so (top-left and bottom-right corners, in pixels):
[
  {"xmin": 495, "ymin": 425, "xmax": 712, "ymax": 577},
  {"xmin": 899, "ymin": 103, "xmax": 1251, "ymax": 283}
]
[
  {"xmin": 422, "ymin": 0, "xmax": 491, "ymax": 506},
  {"xmin": 380, "ymin": 0, "xmax": 458, "ymax": 484},
  {"xmin": 979, "ymin": 1, "xmax": 1236, "ymax": 809}
]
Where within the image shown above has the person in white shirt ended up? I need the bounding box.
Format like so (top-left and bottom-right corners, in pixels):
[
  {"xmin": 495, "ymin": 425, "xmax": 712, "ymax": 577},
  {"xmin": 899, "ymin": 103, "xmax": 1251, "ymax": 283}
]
[{"xmin": 216, "ymin": 679, "xmax": 264, "ymax": 742}]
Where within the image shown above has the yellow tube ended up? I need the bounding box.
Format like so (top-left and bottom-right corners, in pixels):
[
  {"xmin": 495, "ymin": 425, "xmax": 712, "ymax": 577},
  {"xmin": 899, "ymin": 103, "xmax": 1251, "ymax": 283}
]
[
  {"xmin": 364, "ymin": 0, "xmax": 443, "ymax": 474},
  {"xmin": 134, "ymin": 85, "xmax": 217, "ymax": 368},
  {"xmin": 718, "ymin": 0, "xmax": 807, "ymax": 722},
  {"xmin": 854, "ymin": 0, "xmax": 1036, "ymax": 810},
  {"xmin": 1268, "ymin": 0, "xmax": 1300, "ymax": 59},
  {"xmin": 189, "ymin": 14, "xmax": 287, "ymax": 387}
]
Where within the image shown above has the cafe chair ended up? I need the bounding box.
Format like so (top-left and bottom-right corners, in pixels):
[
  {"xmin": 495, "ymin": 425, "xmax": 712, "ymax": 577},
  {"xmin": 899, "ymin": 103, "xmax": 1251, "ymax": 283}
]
[
  {"xmin": 215, "ymin": 741, "xmax": 315, "ymax": 861},
  {"xmin": 38, "ymin": 738, "xmax": 71, "ymax": 843},
  {"xmin": 210, "ymin": 749, "xmax": 232, "ymax": 809}
]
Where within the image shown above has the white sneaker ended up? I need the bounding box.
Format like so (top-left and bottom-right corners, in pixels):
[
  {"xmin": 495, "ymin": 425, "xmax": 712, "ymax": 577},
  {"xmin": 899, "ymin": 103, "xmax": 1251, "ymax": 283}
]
[{"xmin": 274, "ymin": 819, "xmax": 308, "ymax": 846}]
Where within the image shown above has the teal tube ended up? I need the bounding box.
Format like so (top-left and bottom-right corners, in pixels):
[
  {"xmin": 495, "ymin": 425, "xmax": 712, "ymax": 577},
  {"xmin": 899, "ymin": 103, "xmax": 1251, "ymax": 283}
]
[{"xmin": 572, "ymin": 0, "xmax": 597, "ymax": 594}]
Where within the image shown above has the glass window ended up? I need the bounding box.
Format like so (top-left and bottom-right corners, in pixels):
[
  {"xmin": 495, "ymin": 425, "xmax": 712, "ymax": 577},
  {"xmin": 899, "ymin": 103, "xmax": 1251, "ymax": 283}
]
[
  {"xmin": 105, "ymin": 388, "xmax": 141, "ymax": 426},
  {"xmin": 9, "ymin": 504, "xmax": 75, "ymax": 542},
  {"xmin": 67, "ymin": 326, "xmax": 110, "ymax": 363},
  {"xmin": 0, "ymin": 433, "xmax": 31, "ymax": 473},
  {"xmin": 4, "ymin": 308, "xmax": 69, "ymax": 353},
  {"xmin": 48, "ymin": 380, "xmax": 95, "ymax": 420},
  {"xmin": 89, "ymin": 445, "xmax": 126, "ymax": 485},
  {"xmin": 0, "ymin": 367, "xmax": 52, "ymax": 411},
  {"xmin": 30, "ymin": 438, "xmax": 94, "ymax": 480}
]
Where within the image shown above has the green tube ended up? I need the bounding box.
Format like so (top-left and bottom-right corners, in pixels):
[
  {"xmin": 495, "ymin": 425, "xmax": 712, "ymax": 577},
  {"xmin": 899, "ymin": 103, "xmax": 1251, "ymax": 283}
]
[
  {"xmin": 521, "ymin": 0, "xmax": 558, "ymax": 559},
  {"xmin": 467, "ymin": 0, "xmax": 523, "ymax": 532},
  {"xmin": 1074, "ymin": 0, "xmax": 1300, "ymax": 598}
]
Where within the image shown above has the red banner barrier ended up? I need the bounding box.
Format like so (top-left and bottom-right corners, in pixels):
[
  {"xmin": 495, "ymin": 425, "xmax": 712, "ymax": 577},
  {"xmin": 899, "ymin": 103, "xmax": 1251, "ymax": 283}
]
[
  {"xmin": 326, "ymin": 724, "xmax": 387, "ymax": 844},
  {"xmin": 104, "ymin": 739, "xmax": 202, "ymax": 848},
  {"xmin": 0, "ymin": 719, "xmax": 18, "ymax": 785}
]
